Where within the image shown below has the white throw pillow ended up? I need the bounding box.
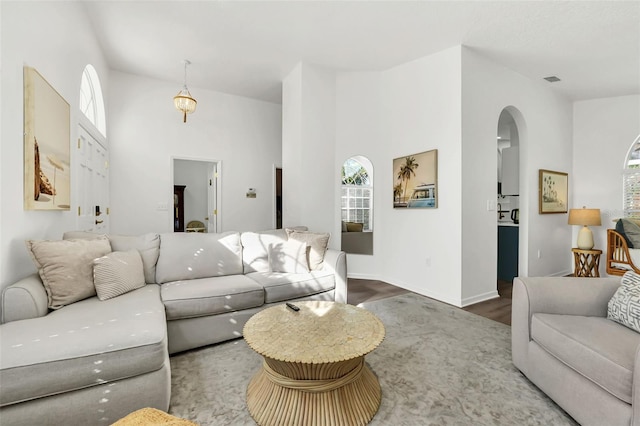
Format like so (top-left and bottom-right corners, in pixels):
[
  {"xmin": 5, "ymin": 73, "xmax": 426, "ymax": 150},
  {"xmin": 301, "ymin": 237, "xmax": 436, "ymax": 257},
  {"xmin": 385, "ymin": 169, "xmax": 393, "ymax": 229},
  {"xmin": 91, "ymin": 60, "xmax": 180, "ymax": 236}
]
[
  {"xmin": 26, "ymin": 237, "xmax": 112, "ymax": 309},
  {"xmin": 268, "ymin": 240, "xmax": 309, "ymax": 274},
  {"xmin": 93, "ymin": 250, "xmax": 146, "ymax": 301},
  {"xmin": 285, "ymin": 229, "xmax": 330, "ymax": 270},
  {"xmin": 608, "ymin": 271, "xmax": 640, "ymax": 333}
]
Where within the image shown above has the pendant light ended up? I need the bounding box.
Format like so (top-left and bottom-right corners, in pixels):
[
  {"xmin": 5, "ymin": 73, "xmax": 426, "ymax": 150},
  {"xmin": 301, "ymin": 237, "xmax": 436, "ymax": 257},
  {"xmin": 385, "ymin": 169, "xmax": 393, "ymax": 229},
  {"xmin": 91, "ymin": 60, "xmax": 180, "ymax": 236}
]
[{"xmin": 173, "ymin": 60, "xmax": 197, "ymax": 123}]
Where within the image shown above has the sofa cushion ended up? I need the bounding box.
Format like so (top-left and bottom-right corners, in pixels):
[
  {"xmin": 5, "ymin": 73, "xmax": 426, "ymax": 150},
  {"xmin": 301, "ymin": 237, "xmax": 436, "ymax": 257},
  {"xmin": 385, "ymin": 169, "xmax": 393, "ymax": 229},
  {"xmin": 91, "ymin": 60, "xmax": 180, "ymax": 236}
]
[
  {"xmin": 160, "ymin": 275, "xmax": 264, "ymax": 320},
  {"xmin": 621, "ymin": 219, "xmax": 640, "ymax": 248},
  {"xmin": 93, "ymin": 250, "xmax": 146, "ymax": 300},
  {"xmin": 246, "ymin": 270, "xmax": 335, "ymax": 303},
  {"xmin": 268, "ymin": 240, "xmax": 309, "ymax": 273},
  {"xmin": 155, "ymin": 232, "xmax": 243, "ymax": 284},
  {"xmin": 109, "ymin": 233, "xmax": 161, "ymax": 284},
  {"xmin": 285, "ymin": 229, "xmax": 330, "ymax": 270},
  {"xmin": 26, "ymin": 237, "xmax": 112, "ymax": 309},
  {"xmin": 0, "ymin": 285, "xmax": 166, "ymax": 407},
  {"xmin": 531, "ymin": 313, "xmax": 640, "ymax": 404},
  {"xmin": 608, "ymin": 270, "xmax": 640, "ymax": 333},
  {"xmin": 241, "ymin": 229, "xmax": 288, "ymax": 273}
]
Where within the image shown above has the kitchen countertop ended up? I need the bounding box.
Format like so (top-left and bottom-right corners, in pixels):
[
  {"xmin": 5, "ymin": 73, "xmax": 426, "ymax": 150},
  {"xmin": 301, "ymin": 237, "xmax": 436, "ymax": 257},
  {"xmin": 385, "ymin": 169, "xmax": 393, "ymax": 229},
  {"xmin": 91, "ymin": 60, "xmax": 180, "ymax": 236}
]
[{"xmin": 498, "ymin": 222, "xmax": 519, "ymax": 227}]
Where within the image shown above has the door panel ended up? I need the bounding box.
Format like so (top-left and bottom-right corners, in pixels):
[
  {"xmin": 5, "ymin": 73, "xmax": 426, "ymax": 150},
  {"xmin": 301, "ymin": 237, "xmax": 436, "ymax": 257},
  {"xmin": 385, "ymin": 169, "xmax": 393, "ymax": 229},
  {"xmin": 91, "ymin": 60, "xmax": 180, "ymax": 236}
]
[{"xmin": 77, "ymin": 125, "xmax": 109, "ymax": 233}]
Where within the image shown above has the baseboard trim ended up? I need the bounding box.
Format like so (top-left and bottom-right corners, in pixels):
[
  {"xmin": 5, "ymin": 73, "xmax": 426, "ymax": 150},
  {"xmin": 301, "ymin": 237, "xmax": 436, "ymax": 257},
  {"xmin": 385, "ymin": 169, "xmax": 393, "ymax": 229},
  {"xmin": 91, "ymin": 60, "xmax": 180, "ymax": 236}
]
[
  {"xmin": 347, "ymin": 272, "xmax": 380, "ymax": 280},
  {"xmin": 460, "ymin": 290, "xmax": 500, "ymax": 307}
]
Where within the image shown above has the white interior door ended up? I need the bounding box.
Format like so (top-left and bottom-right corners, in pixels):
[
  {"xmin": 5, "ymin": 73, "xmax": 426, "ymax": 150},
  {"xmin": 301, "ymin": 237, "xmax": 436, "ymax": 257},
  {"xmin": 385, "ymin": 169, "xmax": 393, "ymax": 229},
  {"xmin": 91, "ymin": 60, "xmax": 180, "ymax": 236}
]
[
  {"xmin": 77, "ymin": 125, "xmax": 109, "ymax": 233},
  {"xmin": 207, "ymin": 162, "xmax": 218, "ymax": 233}
]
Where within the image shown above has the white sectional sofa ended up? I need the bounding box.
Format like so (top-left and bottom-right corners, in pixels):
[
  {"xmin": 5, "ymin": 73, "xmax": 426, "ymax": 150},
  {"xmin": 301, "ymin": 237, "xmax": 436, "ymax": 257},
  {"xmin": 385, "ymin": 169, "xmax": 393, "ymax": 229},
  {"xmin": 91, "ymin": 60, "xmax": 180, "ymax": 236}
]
[{"xmin": 0, "ymin": 228, "xmax": 347, "ymax": 425}]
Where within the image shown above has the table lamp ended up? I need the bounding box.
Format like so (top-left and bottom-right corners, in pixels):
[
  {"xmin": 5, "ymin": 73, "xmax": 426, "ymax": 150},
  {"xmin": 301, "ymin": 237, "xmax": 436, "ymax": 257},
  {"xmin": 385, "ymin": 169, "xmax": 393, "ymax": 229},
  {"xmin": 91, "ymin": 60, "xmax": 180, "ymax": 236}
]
[{"xmin": 568, "ymin": 207, "xmax": 602, "ymax": 249}]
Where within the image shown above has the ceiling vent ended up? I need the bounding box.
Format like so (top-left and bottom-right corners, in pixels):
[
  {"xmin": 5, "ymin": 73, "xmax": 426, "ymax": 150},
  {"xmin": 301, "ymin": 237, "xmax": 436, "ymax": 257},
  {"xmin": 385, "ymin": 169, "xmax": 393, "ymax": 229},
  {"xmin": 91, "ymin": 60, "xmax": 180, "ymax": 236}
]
[{"xmin": 544, "ymin": 76, "xmax": 561, "ymax": 83}]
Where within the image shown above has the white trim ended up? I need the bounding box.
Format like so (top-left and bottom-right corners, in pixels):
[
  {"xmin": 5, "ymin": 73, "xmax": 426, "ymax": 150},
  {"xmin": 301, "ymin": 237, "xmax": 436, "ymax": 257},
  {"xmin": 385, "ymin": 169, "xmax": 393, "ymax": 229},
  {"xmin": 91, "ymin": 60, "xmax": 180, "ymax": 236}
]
[{"xmin": 460, "ymin": 290, "xmax": 500, "ymax": 307}]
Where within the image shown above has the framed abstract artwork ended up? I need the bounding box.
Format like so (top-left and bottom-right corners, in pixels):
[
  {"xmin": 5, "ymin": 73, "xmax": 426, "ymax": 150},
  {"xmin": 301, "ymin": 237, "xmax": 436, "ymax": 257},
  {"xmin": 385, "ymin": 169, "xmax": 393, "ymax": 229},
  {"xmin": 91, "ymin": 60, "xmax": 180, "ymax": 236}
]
[
  {"xmin": 393, "ymin": 149, "xmax": 438, "ymax": 209},
  {"xmin": 539, "ymin": 169, "xmax": 568, "ymax": 214},
  {"xmin": 24, "ymin": 66, "xmax": 70, "ymax": 210}
]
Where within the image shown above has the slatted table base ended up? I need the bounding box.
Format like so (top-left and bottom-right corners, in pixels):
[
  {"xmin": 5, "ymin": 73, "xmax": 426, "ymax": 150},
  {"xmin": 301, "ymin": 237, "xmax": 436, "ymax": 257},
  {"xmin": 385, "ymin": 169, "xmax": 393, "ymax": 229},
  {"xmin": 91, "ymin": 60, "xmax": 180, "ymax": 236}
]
[{"xmin": 247, "ymin": 356, "xmax": 381, "ymax": 426}]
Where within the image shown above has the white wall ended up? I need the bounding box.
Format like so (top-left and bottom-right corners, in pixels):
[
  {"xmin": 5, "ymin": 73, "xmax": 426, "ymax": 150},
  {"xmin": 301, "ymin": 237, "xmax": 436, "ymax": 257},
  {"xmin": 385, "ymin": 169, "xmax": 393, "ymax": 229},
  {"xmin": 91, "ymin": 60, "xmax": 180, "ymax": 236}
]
[
  {"xmin": 573, "ymin": 95, "xmax": 640, "ymax": 275},
  {"xmin": 0, "ymin": 2, "xmax": 110, "ymax": 291},
  {"xmin": 461, "ymin": 47, "xmax": 574, "ymax": 304},
  {"xmin": 282, "ymin": 63, "xmax": 337, "ymax": 246},
  {"xmin": 108, "ymin": 71, "xmax": 282, "ymax": 235},
  {"xmin": 335, "ymin": 72, "xmax": 386, "ymax": 278},
  {"xmin": 380, "ymin": 47, "xmax": 464, "ymax": 305}
]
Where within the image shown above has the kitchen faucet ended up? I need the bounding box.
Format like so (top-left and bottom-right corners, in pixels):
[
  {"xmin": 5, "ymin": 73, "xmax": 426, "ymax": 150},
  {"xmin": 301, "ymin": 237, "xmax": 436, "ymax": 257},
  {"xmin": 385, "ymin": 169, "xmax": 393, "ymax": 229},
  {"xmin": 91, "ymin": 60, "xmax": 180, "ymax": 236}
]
[{"xmin": 498, "ymin": 203, "xmax": 505, "ymax": 219}]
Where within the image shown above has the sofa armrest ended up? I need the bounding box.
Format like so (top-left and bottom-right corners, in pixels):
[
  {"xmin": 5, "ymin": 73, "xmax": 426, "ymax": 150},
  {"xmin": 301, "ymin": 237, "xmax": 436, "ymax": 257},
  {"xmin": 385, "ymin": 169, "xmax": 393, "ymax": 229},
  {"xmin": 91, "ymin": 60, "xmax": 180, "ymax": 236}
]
[
  {"xmin": 512, "ymin": 276, "xmax": 620, "ymax": 375},
  {"xmin": 322, "ymin": 249, "xmax": 348, "ymax": 304},
  {"xmin": 634, "ymin": 345, "xmax": 640, "ymax": 425},
  {"xmin": 1, "ymin": 274, "xmax": 49, "ymax": 324}
]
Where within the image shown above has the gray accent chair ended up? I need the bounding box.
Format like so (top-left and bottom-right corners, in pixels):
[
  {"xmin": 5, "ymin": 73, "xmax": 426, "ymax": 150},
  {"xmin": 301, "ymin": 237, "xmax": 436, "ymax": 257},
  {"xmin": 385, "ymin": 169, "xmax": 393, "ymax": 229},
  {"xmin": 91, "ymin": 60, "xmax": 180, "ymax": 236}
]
[{"xmin": 512, "ymin": 276, "xmax": 639, "ymax": 426}]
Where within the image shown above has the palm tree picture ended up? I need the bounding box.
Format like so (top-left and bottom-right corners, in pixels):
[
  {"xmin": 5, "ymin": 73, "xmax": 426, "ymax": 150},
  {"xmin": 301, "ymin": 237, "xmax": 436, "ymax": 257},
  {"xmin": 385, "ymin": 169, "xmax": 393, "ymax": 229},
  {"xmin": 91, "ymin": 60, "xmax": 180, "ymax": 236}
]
[{"xmin": 393, "ymin": 149, "xmax": 438, "ymax": 208}]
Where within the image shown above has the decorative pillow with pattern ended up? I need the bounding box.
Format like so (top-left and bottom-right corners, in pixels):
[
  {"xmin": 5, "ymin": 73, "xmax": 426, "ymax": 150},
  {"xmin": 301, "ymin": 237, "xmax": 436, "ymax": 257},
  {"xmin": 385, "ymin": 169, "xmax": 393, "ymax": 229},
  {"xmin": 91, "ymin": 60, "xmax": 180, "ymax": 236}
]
[
  {"xmin": 93, "ymin": 250, "xmax": 146, "ymax": 301},
  {"xmin": 608, "ymin": 271, "xmax": 640, "ymax": 333}
]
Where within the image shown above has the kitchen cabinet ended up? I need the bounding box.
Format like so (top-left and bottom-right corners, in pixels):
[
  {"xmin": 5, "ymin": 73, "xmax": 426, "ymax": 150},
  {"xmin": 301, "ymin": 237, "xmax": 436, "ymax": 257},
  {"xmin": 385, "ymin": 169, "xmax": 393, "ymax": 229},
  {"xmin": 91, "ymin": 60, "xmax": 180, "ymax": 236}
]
[
  {"xmin": 498, "ymin": 225, "xmax": 519, "ymax": 281},
  {"xmin": 501, "ymin": 147, "xmax": 519, "ymax": 195}
]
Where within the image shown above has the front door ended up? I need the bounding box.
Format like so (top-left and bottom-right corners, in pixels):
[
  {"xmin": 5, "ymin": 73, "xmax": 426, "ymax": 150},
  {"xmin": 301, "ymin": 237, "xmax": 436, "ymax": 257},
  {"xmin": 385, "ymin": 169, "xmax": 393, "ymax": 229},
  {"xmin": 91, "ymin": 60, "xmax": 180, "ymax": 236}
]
[{"xmin": 77, "ymin": 124, "xmax": 109, "ymax": 233}]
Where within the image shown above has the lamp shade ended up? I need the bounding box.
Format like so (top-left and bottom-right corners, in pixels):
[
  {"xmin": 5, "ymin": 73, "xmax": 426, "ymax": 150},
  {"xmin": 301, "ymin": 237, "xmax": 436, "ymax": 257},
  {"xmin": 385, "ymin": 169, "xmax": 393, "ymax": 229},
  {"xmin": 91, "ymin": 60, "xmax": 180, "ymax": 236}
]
[{"xmin": 568, "ymin": 208, "xmax": 601, "ymax": 226}]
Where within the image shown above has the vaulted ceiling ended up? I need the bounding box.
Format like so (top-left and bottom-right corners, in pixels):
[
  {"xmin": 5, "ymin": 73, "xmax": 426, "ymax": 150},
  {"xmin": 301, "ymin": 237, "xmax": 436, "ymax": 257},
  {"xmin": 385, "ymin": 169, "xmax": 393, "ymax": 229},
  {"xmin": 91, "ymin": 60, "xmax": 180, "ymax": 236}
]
[{"xmin": 83, "ymin": 1, "xmax": 640, "ymax": 104}]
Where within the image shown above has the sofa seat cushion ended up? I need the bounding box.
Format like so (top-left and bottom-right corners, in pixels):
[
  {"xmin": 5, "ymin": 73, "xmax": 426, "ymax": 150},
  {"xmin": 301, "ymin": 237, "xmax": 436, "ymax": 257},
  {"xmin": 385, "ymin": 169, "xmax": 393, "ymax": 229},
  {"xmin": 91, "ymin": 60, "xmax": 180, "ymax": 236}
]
[
  {"xmin": 0, "ymin": 285, "xmax": 166, "ymax": 407},
  {"xmin": 531, "ymin": 313, "xmax": 640, "ymax": 404},
  {"xmin": 246, "ymin": 270, "xmax": 335, "ymax": 303},
  {"xmin": 160, "ymin": 275, "xmax": 265, "ymax": 321}
]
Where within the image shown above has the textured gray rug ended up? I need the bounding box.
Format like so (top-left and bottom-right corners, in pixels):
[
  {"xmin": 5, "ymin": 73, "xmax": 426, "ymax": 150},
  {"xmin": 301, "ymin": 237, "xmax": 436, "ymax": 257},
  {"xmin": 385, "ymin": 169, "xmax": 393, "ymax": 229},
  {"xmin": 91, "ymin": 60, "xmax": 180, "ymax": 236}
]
[{"xmin": 169, "ymin": 293, "xmax": 577, "ymax": 425}]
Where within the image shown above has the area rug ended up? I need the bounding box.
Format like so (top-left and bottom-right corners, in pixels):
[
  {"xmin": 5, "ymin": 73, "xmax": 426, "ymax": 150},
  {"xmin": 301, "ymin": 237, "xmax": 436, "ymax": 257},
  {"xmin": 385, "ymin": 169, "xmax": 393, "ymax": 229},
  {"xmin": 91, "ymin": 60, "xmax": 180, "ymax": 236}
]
[{"xmin": 168, "ymin": 293, "xmax": 577, "ymax": 425}]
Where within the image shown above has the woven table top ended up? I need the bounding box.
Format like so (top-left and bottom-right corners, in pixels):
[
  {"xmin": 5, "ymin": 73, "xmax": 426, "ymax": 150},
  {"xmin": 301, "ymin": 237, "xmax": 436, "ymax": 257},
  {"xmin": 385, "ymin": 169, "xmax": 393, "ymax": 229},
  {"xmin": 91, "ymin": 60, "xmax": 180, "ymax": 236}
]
[{"xmin": 243, "ymin": 301, "xmax": 385, "ymax": 364}]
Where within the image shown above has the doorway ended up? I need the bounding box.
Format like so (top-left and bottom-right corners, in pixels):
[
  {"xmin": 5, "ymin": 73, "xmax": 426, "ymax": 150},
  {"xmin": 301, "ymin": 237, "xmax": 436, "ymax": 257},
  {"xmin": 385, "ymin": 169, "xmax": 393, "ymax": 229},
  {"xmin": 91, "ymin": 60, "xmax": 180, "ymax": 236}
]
[
  {"xmin": 496, "ymin": 108, "xmax": 521, "ymax": 292},
  {"xmin": 275, "ymin": 167, "xmax": 282, "ymax": 229},
  {"xmin": 172, "ymin": 158, "xmax": 220, "ymax": 233}
]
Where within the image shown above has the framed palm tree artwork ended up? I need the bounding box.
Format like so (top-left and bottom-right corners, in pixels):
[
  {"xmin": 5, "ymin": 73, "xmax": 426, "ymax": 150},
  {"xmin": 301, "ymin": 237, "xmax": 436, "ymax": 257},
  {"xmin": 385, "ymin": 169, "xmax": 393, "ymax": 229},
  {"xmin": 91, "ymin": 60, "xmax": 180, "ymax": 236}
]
[{"xmin": 393, "ymin": 149, "xmax": 438, "ymax": 208}]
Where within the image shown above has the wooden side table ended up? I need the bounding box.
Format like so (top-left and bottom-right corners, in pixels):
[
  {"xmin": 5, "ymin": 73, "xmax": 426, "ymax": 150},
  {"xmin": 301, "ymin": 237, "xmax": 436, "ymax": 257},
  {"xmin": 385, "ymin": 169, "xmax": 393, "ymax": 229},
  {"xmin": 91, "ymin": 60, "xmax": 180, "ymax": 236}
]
[{"xmin": 572, "ymin": 248, "xmax": 602, "ymax": 277}]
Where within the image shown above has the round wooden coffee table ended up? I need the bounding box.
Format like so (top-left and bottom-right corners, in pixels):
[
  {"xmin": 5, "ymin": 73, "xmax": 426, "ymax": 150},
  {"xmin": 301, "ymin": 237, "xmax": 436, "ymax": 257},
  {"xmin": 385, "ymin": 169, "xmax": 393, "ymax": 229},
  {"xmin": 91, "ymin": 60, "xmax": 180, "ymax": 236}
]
[{"xmin": 243, "ymin": 301, "xmax": 385, "ymax": 426}]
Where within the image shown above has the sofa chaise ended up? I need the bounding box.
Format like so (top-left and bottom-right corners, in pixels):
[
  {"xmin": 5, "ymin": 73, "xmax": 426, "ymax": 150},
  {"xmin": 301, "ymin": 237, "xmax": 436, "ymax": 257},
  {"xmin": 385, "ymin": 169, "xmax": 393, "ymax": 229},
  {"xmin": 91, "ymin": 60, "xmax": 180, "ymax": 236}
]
[
  {"xmin": 0, "ymin": 228, "xmax": 347, "ymax": 425},
  {"xmin": 512, "ymin": 275, "xmax": 640, "ymax": 426}
]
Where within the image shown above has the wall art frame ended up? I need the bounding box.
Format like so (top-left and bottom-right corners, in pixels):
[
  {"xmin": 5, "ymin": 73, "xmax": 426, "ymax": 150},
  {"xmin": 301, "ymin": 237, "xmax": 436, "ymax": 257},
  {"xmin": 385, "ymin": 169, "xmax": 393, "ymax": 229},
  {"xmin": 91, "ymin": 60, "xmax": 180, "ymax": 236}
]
[
  {"xmin": 539, "ymin": 169, "xmax": 568, "ymax": 214},
  {"xmin": 393, "ymin": 149, "xmax": 438, "ymax": 209},
  {"xmin": 24, "ymin": 66, "xmax": 71, "ymax": 210}
]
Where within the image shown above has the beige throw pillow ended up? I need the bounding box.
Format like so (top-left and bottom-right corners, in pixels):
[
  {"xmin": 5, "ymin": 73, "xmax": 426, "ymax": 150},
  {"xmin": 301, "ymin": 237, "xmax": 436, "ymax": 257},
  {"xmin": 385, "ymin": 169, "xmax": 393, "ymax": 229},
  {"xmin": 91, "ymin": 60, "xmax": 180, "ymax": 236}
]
[
  {"xmin": 26, "ymin": 237, "xmax": 112, "ymax": 309},
  {"xmin": 93, "ymin": 250, "xmax": 146, "ymax": 300},
  {"xmin": 268, "ymin": 240, "xmax": 309, "ymax": 274},
  {"xmin": 285, "ymin": 229, "xmax": 330, "ymax": 271}
]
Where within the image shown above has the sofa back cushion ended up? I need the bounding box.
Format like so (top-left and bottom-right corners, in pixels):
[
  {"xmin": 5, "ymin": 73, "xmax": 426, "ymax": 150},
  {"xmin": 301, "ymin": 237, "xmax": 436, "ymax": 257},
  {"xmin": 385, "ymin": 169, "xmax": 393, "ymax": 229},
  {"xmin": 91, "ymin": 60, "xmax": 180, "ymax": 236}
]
[
  {"xmin": 108, "ymin": 233, "xmax": 160, "ymax": 284},
  {"xmin": 241, "ymin": 229, "xmax": 288, "ymax": 273},
  {"xmin": 156, "ymin": 232, "xmax": 243, "ymax": 283}
]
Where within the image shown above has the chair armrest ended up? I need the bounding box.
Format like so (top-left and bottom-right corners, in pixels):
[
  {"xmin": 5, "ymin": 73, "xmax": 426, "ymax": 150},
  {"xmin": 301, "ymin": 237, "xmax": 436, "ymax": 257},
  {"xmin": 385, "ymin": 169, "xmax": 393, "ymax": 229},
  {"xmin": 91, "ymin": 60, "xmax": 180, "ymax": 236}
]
[
  {"xmin": 322, "ymin": 249, "xmax": 348, "ymax": 304},
  {"xmin": 1, "ymin": 274, "xmax": 49, "ymax": 324},
  {"xmin": 512, "ymin": 276, "xmax": 620, "ymax": 375},
  {"xmin": 634, "ymin": 345, "xmax": 640, "ymax": 425}
]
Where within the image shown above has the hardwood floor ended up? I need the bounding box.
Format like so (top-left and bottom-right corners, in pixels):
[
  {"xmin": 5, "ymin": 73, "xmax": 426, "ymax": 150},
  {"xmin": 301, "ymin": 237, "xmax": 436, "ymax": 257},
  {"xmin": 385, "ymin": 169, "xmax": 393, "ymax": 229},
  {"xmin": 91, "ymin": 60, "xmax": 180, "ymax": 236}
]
[
  {"xmin": 348, "ymin": 278, "xmax": 512, "ymax": 326},
  {"xmin": 462, "ymin": 280, "xmax": 512, "ymax": 326}
]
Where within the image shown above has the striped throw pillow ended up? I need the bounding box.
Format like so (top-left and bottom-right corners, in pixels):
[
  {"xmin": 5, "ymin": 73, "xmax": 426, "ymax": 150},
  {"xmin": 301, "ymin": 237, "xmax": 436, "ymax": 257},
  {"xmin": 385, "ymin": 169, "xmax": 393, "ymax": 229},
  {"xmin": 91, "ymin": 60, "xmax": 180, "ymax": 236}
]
[
  {"xmin": 93, "ymin": 250, "xmax": 145, "ymax": 301},
  {"xmin": 608, "ymin": 271, "xmax": 640, "ymax": 333}
]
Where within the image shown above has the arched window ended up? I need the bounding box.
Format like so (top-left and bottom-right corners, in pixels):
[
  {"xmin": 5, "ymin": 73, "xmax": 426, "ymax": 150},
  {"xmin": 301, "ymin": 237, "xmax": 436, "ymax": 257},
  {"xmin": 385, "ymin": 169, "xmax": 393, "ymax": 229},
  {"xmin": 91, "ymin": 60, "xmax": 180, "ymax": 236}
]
[
  {"xmin": 623, "ymin": 135, "xmax": 640, "ymax": 217},
  {"xmin": 79, "ymin": 64, "xmax": 106, "ymax": 137},
  {"xmin": 341, "ymin": 156, "xmax": 373, "ymax": 231}
]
